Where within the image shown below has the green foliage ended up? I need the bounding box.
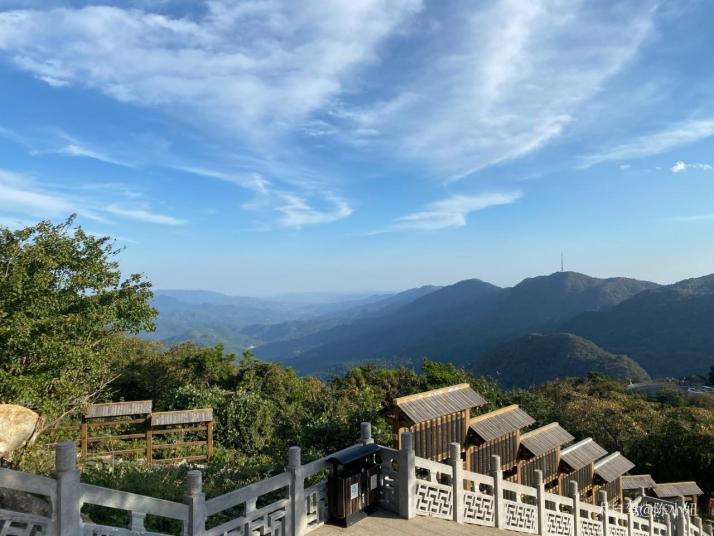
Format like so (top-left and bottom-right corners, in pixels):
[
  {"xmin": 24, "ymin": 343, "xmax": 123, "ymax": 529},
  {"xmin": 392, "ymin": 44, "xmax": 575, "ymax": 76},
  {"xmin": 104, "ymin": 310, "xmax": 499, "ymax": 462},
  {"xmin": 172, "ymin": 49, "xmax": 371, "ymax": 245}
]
[{"xmin": 0, "ymin": 217, "xmax": 156, "ymax": 422}]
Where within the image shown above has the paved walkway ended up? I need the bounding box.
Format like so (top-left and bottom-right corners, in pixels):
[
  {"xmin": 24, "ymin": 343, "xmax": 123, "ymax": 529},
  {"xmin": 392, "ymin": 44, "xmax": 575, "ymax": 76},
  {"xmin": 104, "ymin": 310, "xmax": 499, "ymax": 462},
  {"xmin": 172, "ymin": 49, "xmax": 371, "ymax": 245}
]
[{"xmin": 313, "ymin": 511, "xmax": 505, "ymax": 536}]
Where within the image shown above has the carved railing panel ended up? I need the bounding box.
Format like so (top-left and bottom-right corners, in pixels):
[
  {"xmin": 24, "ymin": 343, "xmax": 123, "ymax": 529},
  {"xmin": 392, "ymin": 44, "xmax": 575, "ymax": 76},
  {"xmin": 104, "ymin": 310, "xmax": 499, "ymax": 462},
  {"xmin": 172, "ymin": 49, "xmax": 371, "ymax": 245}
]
[
  {"xmin": 546, "ymin": 511, "xmax": 574, "ymax": 536},
  {"xmin": 503, "ymin": 499, "xmax": 538, "ymax": 533},
  {"xmin": 580, "ymin": 518, "xmax": 604, "ymax": 536},
  {"xmin": 462, "ymin": 490, "xmax": 495, "ymax": 526},
  {"xmin": 304, "ymin": 481, "xmax": 328, "ymax": 533},
  {"xmin": 82, "ymin": 524, "xmax": 172, "ymax": 536},
  {"xmin": 0, "ymin": 509, "xmax": 53, "ymax": 536},
  {"xmin": 414, "ymin": 481, "xmax": 453, "ymax": 520}
]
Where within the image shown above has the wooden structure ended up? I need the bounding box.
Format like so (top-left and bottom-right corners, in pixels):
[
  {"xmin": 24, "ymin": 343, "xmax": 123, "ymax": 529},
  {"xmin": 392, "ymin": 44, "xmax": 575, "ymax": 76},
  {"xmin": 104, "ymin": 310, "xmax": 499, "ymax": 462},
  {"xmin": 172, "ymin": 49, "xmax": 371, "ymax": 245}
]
[
  {"xmin": 517, "ymin": 422, "xmax": 574, "ymax": 488},
  {"xmin": 386, "ymin": 384, "xmax": 486, "ymax": 462},
  {"xmin": 149, "ymin": 408, "xmax": 214, "ymax": 464},
  {"xmin": 80, "ymin": 400, "xmax": 153, "ymax": 462},
  {"xmin": 592, "ymin": 451, "xmax": 634, "ymax": 506},
  {"xmin": 622, "ymin": 474, "xmax": 657, "ymax": 502},
  {"xmin": 80, "ymin": 401, "xmax": 213, "ymax": 465},
  {"xmin": 652, "ymin": 481, "xmax": 703, "ymax": 516},
  {"xmin": 464, "ymin": 404, "xmax": 535, "ymax": 479},
  {"xmin": 557, "ymin": 437, "xmax": 607, "ymax": 501}
]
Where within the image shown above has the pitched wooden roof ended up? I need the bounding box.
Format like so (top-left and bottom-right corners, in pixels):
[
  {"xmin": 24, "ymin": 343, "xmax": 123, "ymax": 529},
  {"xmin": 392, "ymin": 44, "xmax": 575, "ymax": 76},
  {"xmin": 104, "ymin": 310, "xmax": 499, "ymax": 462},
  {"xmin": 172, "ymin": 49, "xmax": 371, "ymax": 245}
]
[
  {"xmin": 594, "ymin": 452, "xmax": 635, "ymax": 483},
  {"xmin": 622, "ymin": 474, "xmax": 657, "ymax": 490},
  {"xmin": 652, "ymin": 482, "xmax": 703, "ymax": 498},
  {"xmin": 394, "ymin": 384, "xmax": 486, "ymax": 424},
  {"xmin": 520, "ymin": 422, "xmax": 574, "ymax": 456},
  {"xmin": 560, "ymin": 438, "xmax": 607, "ymax": 471},
  {"xmin": 468, "ymin": 405, "xmax": 535, "ymax": 442}
]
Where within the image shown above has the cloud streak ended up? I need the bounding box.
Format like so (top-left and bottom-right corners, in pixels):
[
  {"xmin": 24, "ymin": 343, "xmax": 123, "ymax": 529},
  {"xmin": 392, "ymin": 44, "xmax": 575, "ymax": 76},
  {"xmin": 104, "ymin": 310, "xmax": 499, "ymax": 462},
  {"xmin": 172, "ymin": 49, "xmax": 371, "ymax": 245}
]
[
  {"xmin": 376, "ymin": 192, "xmax": 522, "ymax": 233},
  {"xmin": 579, "ymin": 118, "xmax": 714, "ymax": 168},
  {"xmin": 671, "ymin": 160, "xmax": 713, "ymax": 173},
  {"xmin": 0, "ymin": 168, "xmax": 185, "ymax": 226}
]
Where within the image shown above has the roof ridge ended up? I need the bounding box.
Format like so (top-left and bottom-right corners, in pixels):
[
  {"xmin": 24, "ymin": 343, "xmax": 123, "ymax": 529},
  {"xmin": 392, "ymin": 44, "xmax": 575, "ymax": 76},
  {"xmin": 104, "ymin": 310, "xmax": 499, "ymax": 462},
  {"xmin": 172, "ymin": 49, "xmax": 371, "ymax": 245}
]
[
  {"xmin": 561, "ymin": 437, "xmax": 593, "ymax": 454},
  {"xmin": 394, "ymin": 383, "xmax": 471, "ymax": 405},
  {"xmin": 594, "ymin": 451, "xmax": 621, "ymax": 468},
  {"xmin": 469, "ymin": 404, "xmax": 520, "ymax": 424},
  {"xmin": 521, "ymin": 421, "xmax": 559, "ymax": 439}
]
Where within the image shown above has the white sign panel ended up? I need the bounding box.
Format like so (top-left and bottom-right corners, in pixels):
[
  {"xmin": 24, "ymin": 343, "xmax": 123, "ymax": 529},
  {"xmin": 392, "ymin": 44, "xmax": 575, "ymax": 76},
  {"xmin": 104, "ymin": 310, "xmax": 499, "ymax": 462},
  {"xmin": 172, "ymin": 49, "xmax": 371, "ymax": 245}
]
[{"xmin": 350, "ymin": 483, "xmax": 359, "ymax": 500}]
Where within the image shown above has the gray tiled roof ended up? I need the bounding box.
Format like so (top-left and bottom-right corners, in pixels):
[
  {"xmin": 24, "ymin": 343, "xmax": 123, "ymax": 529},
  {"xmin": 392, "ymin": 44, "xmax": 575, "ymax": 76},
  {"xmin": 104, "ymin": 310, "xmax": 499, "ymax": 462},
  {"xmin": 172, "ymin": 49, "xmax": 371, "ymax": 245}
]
[
  {"xmin": 520, "ymin": 423, "xmax": 574, "ymax": 456},
  {"xmin": 394, "ymin": 384, "xmax": 486, "ymax": 424},
  {"xmin": 468, "ymin": 405, "xmax": 535, "ymax": 442},
  {"xmin": 622, "ymin": 474, "xmax": 657, "ymax": 490},
  {"xmin": 594, "ymin": 452, "xmax": 635, "ymax": 483},
  {"xmin": 652, "ymin": 482, "xmax": 703, "ymax": 498},
  {"xmin": 560, "ymin": 438, "xmax": 607, "ymax": 471}
]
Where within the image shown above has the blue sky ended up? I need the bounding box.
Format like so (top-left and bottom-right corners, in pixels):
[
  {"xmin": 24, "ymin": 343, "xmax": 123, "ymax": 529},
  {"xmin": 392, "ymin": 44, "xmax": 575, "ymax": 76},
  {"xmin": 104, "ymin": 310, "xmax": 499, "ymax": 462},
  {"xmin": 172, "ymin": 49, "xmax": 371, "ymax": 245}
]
[{"xmin": 1, "ymin": 0, "xmax": 714, "ymax": 294}]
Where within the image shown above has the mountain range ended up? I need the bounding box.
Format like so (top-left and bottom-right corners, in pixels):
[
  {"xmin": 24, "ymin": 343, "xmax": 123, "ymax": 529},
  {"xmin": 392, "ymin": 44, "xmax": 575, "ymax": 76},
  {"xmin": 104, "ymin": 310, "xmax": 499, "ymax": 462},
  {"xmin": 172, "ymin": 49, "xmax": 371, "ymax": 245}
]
[{"xmin": 145, "ymin": 271, "xmax": 714, "ymax": 384}]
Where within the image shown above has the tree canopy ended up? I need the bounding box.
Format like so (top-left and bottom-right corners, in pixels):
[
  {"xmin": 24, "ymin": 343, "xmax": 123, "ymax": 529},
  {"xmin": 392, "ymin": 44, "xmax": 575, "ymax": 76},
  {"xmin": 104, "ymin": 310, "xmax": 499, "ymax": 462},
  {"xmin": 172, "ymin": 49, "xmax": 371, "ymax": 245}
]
[{"xmin": 0, "ymin": 217, "xmax": 156, "ymax": 422}]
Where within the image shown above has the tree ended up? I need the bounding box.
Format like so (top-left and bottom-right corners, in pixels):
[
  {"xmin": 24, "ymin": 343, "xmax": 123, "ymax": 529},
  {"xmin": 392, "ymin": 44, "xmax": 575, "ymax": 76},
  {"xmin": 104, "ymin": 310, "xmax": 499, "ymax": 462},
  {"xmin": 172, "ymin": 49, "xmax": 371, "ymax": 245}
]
[{"xmin": 0, "ymin": 217, "xmax": 156, "ymax": 425}]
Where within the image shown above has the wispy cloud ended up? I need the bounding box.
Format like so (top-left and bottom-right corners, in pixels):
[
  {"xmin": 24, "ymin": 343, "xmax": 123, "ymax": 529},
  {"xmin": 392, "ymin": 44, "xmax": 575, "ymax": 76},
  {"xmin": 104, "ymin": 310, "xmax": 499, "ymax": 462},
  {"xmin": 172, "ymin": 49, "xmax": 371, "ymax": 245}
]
[
  {"xmin": 578, "ymin": 118, "xmax": 714, "ymax": 168},
  {"xmin": 0, "ymin": 168, "xmax": 184, "ymax": 226},
  {"xmin": 671, "ymin": 160, "xmax": 713, "ymax": 173},
  {"xmin": 105, "ymin": 205, "xmax": 186, "ymax": 226},
  {"xmin": 332, "ymin": 0, "xmax": 656, "ymax": 179},
  {"xmin": 276, "ymin": 193, "xmax": 352, "ymax": 228},
  {"xmin": 662, "ymin": 213, "xmax": 714, "ymax": 223},
  {"xmin": 375, "ymin": 192, "xmax": 522, "ymax": 233}
]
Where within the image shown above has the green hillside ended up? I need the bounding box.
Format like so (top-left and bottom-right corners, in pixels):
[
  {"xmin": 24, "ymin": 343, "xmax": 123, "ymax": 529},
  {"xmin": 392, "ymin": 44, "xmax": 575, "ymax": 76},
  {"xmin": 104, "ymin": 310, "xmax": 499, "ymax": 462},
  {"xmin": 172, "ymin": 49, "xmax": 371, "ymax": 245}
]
[{"xmin": 472, "ymin": 332, "xmax": 650, "ymax": 388}]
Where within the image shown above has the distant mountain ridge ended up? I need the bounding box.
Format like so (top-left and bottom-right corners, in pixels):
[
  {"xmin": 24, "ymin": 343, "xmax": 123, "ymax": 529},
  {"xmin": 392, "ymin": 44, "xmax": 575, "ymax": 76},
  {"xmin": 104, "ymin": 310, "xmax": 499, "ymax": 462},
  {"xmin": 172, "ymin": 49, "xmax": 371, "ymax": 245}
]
[
  {"xmin": 148, "ymin": 271, "xmax": 714, "ymax": 381},
  {"xmin": 472, "ymin": 332, "xmax": 651, "ymax": 387},
  {"xmin": 255, "ymin": 271, "xmax": 659, "ymax": 373}
]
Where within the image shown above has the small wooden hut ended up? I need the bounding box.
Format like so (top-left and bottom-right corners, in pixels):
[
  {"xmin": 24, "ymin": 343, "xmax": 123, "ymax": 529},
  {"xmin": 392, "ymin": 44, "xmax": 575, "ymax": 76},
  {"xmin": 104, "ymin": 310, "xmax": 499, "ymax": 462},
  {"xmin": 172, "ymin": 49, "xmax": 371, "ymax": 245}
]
[
  {"xmin": 621, "ymin": 474, "xmax": 657, "ymax": 503},
  {"xmin": 517, "ymin": 422, "xmax": 574, "ymax": 488},
  {"xmin": 557, "ymin": 437, "xmax": 607, "ymax": 500},
  {"xmin": 464, "ymin": 404, "xmax": 535, "ymax": 479},
  {"xmin": 592, "ymin": 451, "xmax": 635, "ymax": 506},
  {"xmin": 652, "ymin": 482, "xmax": 703, "ymax": 516},
  {"xmin": 387, "ymin": 383, "xmax": 486, "ymax": 462}
]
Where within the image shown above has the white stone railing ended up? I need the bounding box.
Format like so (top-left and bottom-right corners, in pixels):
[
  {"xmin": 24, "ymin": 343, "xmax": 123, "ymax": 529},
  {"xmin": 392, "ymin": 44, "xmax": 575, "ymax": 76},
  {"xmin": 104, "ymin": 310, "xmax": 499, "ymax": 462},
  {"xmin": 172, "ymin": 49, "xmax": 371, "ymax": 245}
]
[
  {"xmin": 0, "ymin": 422, "xmax": 382, "ymax": 536},
  {"xmin": 397, "ymin": 432, "xmax": 711, "ymax": 536},
  {"xmin": 2, "ymin": 426, "xmax": 711, "ymax": 536}
]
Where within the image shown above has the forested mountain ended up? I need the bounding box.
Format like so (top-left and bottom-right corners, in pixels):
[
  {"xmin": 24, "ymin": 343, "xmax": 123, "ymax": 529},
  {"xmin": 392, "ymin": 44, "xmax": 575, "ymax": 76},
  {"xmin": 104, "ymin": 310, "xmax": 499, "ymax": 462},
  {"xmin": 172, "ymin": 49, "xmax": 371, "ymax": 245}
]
[
  {"xmin": 472, "ymin": 332, "xmax": 650, "ymax": 387},
  {"xmin": 562, "ymin": 277, "xmax": 714, "ymax": 376},
  {"xmin": 255, "ymin": 272, "xmax": 658, "ymax": 374}
]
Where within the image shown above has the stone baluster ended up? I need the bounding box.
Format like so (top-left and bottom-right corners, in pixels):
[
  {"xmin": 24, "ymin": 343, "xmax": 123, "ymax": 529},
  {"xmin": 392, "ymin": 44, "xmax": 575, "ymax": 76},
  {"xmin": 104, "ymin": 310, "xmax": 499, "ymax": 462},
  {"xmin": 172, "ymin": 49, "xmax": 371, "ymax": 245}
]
[
  {"xmin": 398, "ymin": 431, "xmax": 416, "ymax": 520},
  {"xmin": 55, "ymin": 441, "xmax": 81, "ymax": 536},
  {"xmin": 183, "ymin": 470, "xmax": 206, "ymax": 536},
  {"xmin": 600, "ymin": 490, "xmax": 609, "ymax": 536},
  {"xmin": 491, "ymin": 454, "xmax": 504, "ymax": 530},
  {"xmin": 571, "ymin": 482, "xmax": 581, "ymax": 536},
  {"xmin": 450, "ymin": 443, "xmax": 463, "ymax": 524},
  {"xmin": 535, "ymin": 470, "xmax": 547, "ymax": 536},
  {"xmin": 288, "ymin": 446, "xmax": 305, "ymax": 536}
]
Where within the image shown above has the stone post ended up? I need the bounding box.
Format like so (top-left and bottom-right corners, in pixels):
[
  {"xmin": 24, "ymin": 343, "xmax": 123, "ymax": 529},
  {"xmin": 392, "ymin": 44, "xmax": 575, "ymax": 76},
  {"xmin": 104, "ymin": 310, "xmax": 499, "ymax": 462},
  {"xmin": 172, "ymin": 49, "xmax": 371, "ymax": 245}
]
[
  {"xmin": 535, "ymin": 470, "xmax": 547, "ymax": 536},
  {"xmin": 649, "ymin": 506, "xmax": 655, "ymax": 536},
  {"xmin": 665, "ymin": 512, "xmax": 672, "ymax": 536},
  {"xmin": 570, "ymin": 481, "xmax": 581, "ymax": 536},
  {"xmin": 288, "ymin": 446, "xmax": 306, "ymax": 536},
  {"xmin": 360, "ymin": 422, "xmax": 373, "ymax": 444},
  {"xmin": 398, "ymin": 432, "xmax": 416, "ymax": 519},
  {"xmin": 694, "ymin": 517, "xmax": 703, "ymax": 536},
  {"xmin": 55, "ymin": 441, "xmax": 81, "ymax": 536},
  {"xmin": 491, "ymin": 454, "xmax": 505, "ymax": 530},
  {"xmin": 625, "ymin": 498, "xmax": 634, "ymax": 536},
  {"xmin": 677, "ymin": 497, "xmax": 687, "ymax": 536},
  {"xmin": 183, "ymin": 470, "xmax": 206, "ymax": 536},
  {"xmin": 450, "ymin": 443, "xmax": 463, "ymax": 524},
  {"xmin": 599, "ymin": 490, "xmax": 609, "ymax": 536},
  {"xmin": 130, "ymin": 512, "xmax": 147, "ymax": 531}
]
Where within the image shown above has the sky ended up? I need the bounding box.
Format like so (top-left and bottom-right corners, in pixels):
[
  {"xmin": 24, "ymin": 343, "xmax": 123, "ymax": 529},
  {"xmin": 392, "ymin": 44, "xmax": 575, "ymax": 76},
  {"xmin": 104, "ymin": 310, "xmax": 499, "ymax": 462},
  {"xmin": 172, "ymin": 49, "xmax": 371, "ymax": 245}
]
[{"xmin": 1, "ymin": 0, "xmax": 714, "ymax": 294}]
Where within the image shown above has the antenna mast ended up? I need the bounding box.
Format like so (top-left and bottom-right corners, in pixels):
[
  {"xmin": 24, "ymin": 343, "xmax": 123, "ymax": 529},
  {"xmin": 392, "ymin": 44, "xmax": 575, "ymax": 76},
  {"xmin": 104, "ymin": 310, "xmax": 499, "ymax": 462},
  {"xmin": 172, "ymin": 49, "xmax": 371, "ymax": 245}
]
[{"xmin": 560, "ymin": 252, "xmax": 564, "ymax": 272}]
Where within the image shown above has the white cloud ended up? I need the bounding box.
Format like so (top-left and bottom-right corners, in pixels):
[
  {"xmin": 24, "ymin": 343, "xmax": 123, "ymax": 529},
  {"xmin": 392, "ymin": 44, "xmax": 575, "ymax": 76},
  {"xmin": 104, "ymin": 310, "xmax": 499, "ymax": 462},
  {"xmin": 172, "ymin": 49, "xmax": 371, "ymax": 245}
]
[
  {"xmin": 275, "ymin": 193, "xmax": 352, "ymax": 228},
  {"xmin": 334, "ymin": 0, "xmax": 656, "ymax": 179},
  {"xmin": 671, "ymin": 160, "xmax": 713, "ymax": 173},
  {"xmin": 0, "ymin": 168, "xmax": 185, "ymax": 225},
  {"xmin": 0, "ymin": 1, "xmax": 422, "ymax": 143},
  {"xmin": 662, "ymin": 213, "xmax": 714, "ymax": 223},
  {"xmin": 578, "ymin": 118, "xmax": 714, "ymax": 168},
  {"xmin": 378, "ymin": 192, "xmax": 521, "ymax": 232},
  {"xmin": 619, "ymin": 164, "xmax": 631, "ymax": 170},
  {"xmin": 105, "ymin": 205, "xmax": 186, "ymax": 226}
]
